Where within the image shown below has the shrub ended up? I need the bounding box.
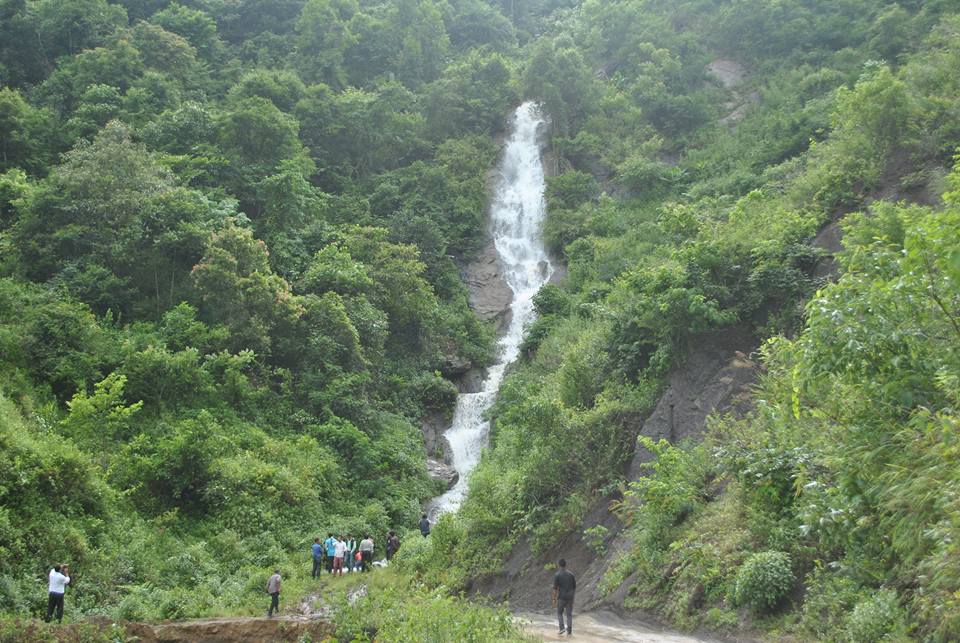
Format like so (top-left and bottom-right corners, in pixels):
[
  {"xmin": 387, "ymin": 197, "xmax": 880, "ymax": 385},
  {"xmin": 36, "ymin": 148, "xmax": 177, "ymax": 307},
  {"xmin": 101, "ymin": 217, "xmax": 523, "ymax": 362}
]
[
  {"xmin": 337, "ymin": 584, "xmax": 523, "ymax": 643},
  {"xmin": 732, "ymin": 551, "xmax": 795, "ymax": 612},
  {"xmin": 798, "ymin": 567, "xmax": 866, "ymax": 640},
  {"xmin": 583, "ymin": 525, "xmax": 609, "ymax": 555},
  {"xmin": 0, "ymin": 579, "xmax": 17, "ymax": 614},
  {"xmin": 390, "ymin": 534, "xmax": 431, "ymax": 577},
  {"xmin": 845, "ymin": 589, "xmax": 906, "ymax": 642}
]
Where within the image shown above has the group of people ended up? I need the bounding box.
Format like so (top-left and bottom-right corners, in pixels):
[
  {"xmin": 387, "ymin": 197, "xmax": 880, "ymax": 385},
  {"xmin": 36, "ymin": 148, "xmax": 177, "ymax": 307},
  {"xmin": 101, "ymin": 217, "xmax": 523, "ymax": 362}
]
[
  {"xmin": 310, "ymin": 533, "xmax": 376, "ymax": 577},
  {"xmin": 43, "ymin": 514, "xmax": 579, "ymax": 632},
  {"xmin": 308, "ymin": 529, "xmax": 409, "ymax": 578}
]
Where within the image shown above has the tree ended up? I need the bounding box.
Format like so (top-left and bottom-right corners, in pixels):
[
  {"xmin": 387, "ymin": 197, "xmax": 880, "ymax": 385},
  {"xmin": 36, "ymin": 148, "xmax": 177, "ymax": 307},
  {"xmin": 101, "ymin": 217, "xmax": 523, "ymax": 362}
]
[
  {"xmin": 33, "ymin": 0, "xmax": 128, "ymax": 63},
  {"xmin": 522, "ymin": 37, "xmax": 599, "ymax": 135},
  {"xmin": 218, "ymin": 97, "xmax": 303, "ymax": 173},
  {"xmin": 391, "ymin": 0, "xmax": 450, "ymax": 87},
  {"xmin": 12, "ymin": 121, "xmax": 223, "ymax": 317},
  {"xmin": 150, "ymin": 3, "xmax": 224, "ymax": 62},
  {"xmin": 445, "ymin": 0, "xmax": 515, "ymax": 52},
  {"xmin": 191, "ymin": 220, "xmax": 303, "ymax": 356},
  {"xmin": 330, "ymin": 226, "xmax": 435, "ymax": 335},
  {"xmin": 35, "ymin": 39, "xmax": 145, "ymax": 115},
  {"xmin": 130, "ymin": 21, "xmax": 199, "ymax": 81},
  {"xmin": 0, "ymin": 88, "xmax": 54, "ymax": 173},
  {"xmin": 423, "ymin": 52, "xmax": 517, "ymax": 139},
  {"xmin": 227, "ymin": 68, "xmax": 306, "ymax": 113},
  {"xmin": 251, "ymin": 157, "xmax": 329, "ymax": 277},
  {"xmin": 0, "ymin": 0, "xmax": 46, "ymax": 87},
  {"xmin": 295, "ymin": 0, "xmax": 357, "ymax": 88}
]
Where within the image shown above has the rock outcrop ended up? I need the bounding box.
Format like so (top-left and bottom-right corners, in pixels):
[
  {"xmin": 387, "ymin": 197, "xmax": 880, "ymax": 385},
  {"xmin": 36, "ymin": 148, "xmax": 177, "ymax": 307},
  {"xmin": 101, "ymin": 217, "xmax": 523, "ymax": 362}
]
[
  {"xmin": 627, "ymin": 327, "xmax": 758, "ymax": 478},
  {"xmin": 706, "ymin": 59, "xmax": 761, "ymax": 126},
  {"xmin": 426, "ymin": 458, "xmax": 459, "ymax": 489},
  {"xmin": 463, "ymin": 239, "xmax": 513, "ymax": 330},
  {"xmin": 420, "ymin": 411, "xmax": 449, "ymax": 461}
]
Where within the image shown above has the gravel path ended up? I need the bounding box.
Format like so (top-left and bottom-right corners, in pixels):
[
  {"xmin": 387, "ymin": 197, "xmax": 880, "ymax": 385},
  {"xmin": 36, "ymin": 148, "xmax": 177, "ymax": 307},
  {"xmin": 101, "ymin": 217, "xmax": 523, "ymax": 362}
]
[{"xmin": 517, "ymin": 610, "xmax": 721, "ymax": 643}]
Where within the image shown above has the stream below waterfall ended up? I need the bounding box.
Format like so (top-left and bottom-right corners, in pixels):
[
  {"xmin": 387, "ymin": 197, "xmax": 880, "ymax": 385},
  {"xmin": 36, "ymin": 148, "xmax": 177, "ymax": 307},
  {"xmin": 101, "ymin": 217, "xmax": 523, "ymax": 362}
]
[{"xmin": 428, "ymin": 101, "xmax": 553, "ymax": 517}]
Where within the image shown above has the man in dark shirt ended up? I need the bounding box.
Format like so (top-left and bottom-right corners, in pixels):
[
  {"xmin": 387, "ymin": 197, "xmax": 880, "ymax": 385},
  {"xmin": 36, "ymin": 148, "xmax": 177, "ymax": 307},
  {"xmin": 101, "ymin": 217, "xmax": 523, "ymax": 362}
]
[
  {"xmin": 418, "ymin": 513, "xmax": 431, "ymax": 536},
  {"xmin": 552, "ymin": 558, "xmax": 576, "ymax": 636},
  {"xmin": 311, "ymin": 537, "xmax": 323, "ymax": 578}
]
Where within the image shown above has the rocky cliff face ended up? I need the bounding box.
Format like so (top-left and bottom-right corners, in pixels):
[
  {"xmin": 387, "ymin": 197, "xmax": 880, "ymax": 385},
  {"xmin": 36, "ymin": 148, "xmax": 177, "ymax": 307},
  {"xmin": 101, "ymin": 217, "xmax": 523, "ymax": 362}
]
[
  {"xmin": 463, "ymin": 238, "xmax": 514, "ymax": 332},
  {"xmin": 468, "ymin": 327, "xmax": 760, "ymax": 622}
]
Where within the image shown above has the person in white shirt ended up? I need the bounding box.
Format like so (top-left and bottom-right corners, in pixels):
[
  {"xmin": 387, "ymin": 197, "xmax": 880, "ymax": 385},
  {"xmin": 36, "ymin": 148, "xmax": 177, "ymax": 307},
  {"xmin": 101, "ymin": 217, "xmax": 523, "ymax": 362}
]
[
  {"xmin": 333, "ymin": 535, "xmax": 347, "ymax": 576},
  {"xmin": 45, "ymin": 564, "xmax": 70, "ymax": 623},
  {"xmin": 266, "ymin": 569, "xmax": 281, "ymax": 617}
]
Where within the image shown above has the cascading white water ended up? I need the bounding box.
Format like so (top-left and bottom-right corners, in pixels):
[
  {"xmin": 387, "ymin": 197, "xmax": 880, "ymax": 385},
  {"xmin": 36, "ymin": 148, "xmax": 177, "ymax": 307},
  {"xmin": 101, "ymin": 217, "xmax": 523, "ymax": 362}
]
[{"xmin": 429, "ymin": 101, "xmax": 553, "ymax": 516}]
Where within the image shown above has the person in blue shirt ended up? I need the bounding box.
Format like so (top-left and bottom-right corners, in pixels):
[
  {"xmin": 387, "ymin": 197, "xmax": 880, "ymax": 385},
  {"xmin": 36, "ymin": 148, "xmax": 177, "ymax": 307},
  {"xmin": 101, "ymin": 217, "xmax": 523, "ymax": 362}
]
[
  {"xmin": 311, "ymin": 537, "xmax": 323, "ymax": 578},
  {"xmin": 324, "ymin": 533, "xmax": 337, "ymax": 574}
]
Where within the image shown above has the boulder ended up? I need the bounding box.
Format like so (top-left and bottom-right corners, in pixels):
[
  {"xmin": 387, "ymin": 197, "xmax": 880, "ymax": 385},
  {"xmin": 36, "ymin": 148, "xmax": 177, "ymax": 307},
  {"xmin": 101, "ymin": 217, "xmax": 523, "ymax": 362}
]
[{"xmin": 426, "ymin": 458, "xmax": 459, "ymax": 489}]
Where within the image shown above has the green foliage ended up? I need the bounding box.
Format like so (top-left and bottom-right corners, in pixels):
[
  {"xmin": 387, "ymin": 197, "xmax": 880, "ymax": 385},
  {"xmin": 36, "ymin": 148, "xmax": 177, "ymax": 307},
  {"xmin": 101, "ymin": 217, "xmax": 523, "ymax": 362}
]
[
  {"xmin": 447, "ymin": 4, "xmax": 960, "ymax": 639},
  {"xmin": 583, "ymin": 525, "xmax": 608, "ymax": 556},
  {"xmin": 731, "ymin": 551, "xmax": 795, "ymax": 612},
  {"xmin": 334, "ymin": 574, "xmax": 526, "ymax": 643},
  {"xmin": 614, "ymin": 437, "xmax": 710, "ymax": 545},
  {"xmin": 845, "ymin": 589, "xmax": 907, "ymax": 643},
  {"xmin": 545, "ymin": 171, "xmax": 598, "ymax": 210}
]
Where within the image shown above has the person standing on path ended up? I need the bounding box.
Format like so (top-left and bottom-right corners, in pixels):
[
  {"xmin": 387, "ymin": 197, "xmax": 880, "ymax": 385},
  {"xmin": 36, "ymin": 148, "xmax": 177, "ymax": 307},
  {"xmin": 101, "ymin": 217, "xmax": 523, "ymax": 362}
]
[
  {"xmin": 359, "ymin": 534, "xmax": 374, "ymax": 572},
  {"xmin": 324, "ymin": 533, "xmax": 336, "ymax": 574},
  {"xmin": 552, "ymin": 559, "xmax": 576, "ymax": 636},
  {"xmin": 266, "ymin": 569, "xmax": 281, "ymax": 617},
  {"xmin": 45, "ymin": 564, "xmax": 70, "ymax": 623},
  {"xmin": 333, "ymin": 535, "xmax": 347, "ymax": 575},
  {"xmin": 311, "ymin": 537, "xmax": 323, "ymax": 578},
  {"xmin": 418, "ymin": 513, "xmax": 431, "ymax": 537}
]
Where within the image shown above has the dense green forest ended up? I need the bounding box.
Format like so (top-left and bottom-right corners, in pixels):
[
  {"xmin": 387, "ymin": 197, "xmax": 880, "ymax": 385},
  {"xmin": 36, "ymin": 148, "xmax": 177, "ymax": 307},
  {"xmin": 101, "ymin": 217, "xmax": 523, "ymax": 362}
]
[{"xmin": 2, "ymin": 0, "xmax": 960, "ymax": 640}]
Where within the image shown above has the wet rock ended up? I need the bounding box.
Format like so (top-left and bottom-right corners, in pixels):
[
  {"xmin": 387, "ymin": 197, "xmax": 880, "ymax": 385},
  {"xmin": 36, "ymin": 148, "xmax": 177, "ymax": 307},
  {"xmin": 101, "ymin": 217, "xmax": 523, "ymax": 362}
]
[
  {"xmin": 458, "ymin": 367, "xmax": 487, "ymax": 394},
  {"xmin": 706, "ymin": 59, "xmax": 746, "ymax": 88},
  {"xmin": 463, "ymin": 240, "xmax": 513, "ymax": 330},
  {"xmin": 440, "ymin": 350, "xmax": 472, "ymax": 377},
  {"xmin": 420, "ymin": 412, "xmax": 451, "ymax": 461},
  {"xmin": 426, "ymin": 458, "xmax": 459, "ymax": 489}
]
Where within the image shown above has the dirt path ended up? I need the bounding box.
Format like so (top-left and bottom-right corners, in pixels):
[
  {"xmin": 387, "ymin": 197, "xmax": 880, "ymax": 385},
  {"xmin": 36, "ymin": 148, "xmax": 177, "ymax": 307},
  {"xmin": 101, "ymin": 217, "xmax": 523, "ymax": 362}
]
[
  {"xmin": 123, "ymin": 592, "xmax": 336, "ymax": 642},
  {"xmin": 124, "ymin": 615, "xmax": 334, "ymax": 642},
  {"xmin": 517, "ymin": 611, "xmax": 720, "ymax": 643}
]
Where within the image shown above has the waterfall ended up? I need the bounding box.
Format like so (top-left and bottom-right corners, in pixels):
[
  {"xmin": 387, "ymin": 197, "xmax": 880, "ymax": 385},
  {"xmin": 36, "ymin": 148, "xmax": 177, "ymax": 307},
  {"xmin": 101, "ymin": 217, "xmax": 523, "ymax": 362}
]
[{"xmin": 429, "ymin": 101, "xmax": 553, "ymax": 517}]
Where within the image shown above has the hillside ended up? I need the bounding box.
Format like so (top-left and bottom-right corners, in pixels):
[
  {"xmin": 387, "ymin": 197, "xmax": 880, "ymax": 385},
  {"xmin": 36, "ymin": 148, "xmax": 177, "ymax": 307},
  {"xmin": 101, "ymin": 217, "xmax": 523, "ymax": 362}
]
[
  {"xmin": 392, "ymin": 2, "xmax": 960, "ymax": 641},
  {"xmin": 2, "ymin": 0, "xmax": 960, "ymax": 641}
]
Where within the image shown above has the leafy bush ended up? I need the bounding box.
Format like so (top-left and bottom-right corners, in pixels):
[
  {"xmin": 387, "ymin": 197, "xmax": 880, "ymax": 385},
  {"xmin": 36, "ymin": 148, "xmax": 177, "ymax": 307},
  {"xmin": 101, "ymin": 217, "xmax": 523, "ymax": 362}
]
[
  {"xmin": 731, "ymin": 551, "xmax": 795, "ymax": 612},
  {"xmin": 798, "ymin": 567, "xmax": 867, "ymax": 640},
  {"xmin": 390, "ymin": 533, "xmax": 431, "ymax": 577},
  {"xmin": 583, "ymin": 525, "xmax": 609, "ymax": 555},
  {"xmin": 845, "ymin": 589, "xmax": 906, "ymax": 642},
  {"xmin": 335, "ymin": 581, "xmax": 526, "ymax": 643}
]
